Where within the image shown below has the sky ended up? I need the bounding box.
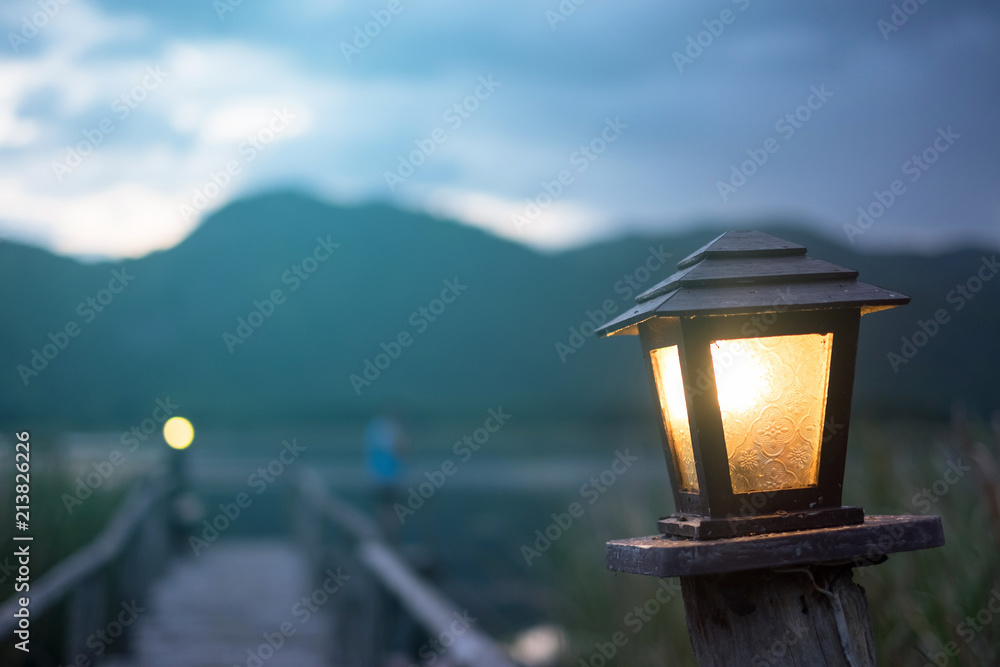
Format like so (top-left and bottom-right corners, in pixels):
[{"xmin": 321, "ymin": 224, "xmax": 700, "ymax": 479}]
[{"xmin": 0, "ymin": 0, "xmax": 998, "ymax": 259}]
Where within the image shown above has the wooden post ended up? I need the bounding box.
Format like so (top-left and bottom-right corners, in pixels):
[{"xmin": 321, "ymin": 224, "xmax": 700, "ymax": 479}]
[
  {"xmin": 64, "ymin": 570, "xmax": 107, "ymax": 665},
  {"xmin": 681, "ymin": 565, "xmax": 876, "ymax": 666},
  {"xmin": 607, "ymin": 515, "xmax": 945, "ymax": 666},
  {"xmin": 295, "ymin": 473, "xmax": 515, "ymax": 667}
]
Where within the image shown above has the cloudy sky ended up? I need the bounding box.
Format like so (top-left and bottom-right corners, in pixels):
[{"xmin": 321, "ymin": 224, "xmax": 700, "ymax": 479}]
[{"xmin": 1, "ymin": 0, "xmax": 998, "ymax": 259}]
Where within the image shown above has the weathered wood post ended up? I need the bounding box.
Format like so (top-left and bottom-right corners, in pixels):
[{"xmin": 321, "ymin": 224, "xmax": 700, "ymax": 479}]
[
  {"xmin": 608, "ymin": 515, "xmax": 943, "ymax": 665},
  {"xmin": 595, "ymin": 232, "xmax": 945, "ymax": 665}
]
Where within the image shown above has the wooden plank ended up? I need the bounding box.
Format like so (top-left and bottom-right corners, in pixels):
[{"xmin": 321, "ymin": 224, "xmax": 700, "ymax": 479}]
[
  {"xmin": 637, "ymin": 255, "xmax": 858, "ymax": 303},
  {"xmin": 596, "ymin": 293, "xmax": 675, "ymax": 337},
  {"xmin": 658, "ymin": 506, "xmax": 865, "ymax": 540},
  {"xmin": 635, "ymin": 264, "xmax": 696, "ymax": 303},
  {"xmin": 606, "ymin": 514, "xmax": 944, "ymax": 578},
  {"xmin": 598, "ymin": 280, "xmax": 910, "ymax": 336},
  {"xmin": 102, "ymin": 541, "xmax": 331, "ymax": 667},
  {"xmin": 652, "ymin": 279, "xmax": 909, "ymax": 316},
  {"xmin": 676, "ymin": 231, "xmax": 806, "ymax": 269}
]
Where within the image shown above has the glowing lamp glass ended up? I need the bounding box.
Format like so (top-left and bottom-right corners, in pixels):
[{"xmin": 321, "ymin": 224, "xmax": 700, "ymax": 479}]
[
  {"xmin": 711, "ymin": 333, "xmax": 833, "ymax": 494},
  {"xmin": 650, "ymin": 345, "xmax": 698, "ymax": 493}
]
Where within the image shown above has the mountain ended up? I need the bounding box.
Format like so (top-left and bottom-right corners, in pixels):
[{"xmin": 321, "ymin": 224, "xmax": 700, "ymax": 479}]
[{"xmin": 1, "ymin": 191, "xmax": 997, "ymax": 429}]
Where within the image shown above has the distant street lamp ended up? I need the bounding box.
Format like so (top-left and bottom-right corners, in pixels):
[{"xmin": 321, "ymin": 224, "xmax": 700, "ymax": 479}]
[
  {"xmin": 598, "ymin": 232, "xmax": 945, "ymax": 666},
  {"xmin": 163, "ymin": 417, "xmax": 194, "ymax": 487},
  {"xmin": 163, "ymin": 416, "xmax": 195, "ymax": 450},
  {"xmin": 163, "ymin": 416, "xmax": 199, "ymax": 550}
]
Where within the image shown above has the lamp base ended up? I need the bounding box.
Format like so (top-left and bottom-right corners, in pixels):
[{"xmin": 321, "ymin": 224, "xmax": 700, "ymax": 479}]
[
  {"xmin": 609, "ymin": 514, "xmax": 944, "ymax": 578},
  {"xmin": 658, "ymin": 505, "xmax": 864, "ymax": 540}
]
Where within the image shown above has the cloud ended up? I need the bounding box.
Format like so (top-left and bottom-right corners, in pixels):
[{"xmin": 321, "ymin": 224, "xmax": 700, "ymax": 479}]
[
  {"xmin": 0, "ymin": 106, "xmax": 38, "ymax": 148},
  {"xmin": 424, "ymin": 187, "xmax": 610, "ymax": 250},
  {"xmin": 0, "ymin": 178, "xmax": 190, "ymax": 258},
  {"xmin": 0, "ymin": 0, "xmax": 998, "ymax": 259},
  {"xmin": 0, "ymin": 4, "xmax": 327, "ymax": 257}
]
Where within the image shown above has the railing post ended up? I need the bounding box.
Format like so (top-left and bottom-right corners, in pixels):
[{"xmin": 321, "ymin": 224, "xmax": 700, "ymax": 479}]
[
  {"xmin": 292, "ymin": 475, "xmax": 515, "ymax": 667},
  {"xmin": 63, "ymin": 569, "xmax": 107, "ymax": 666},
  {"xmin": 0, "ymin": 473, "xmax": 174, "ymax": 660},
  {"xmin": 327, "ymin": 548, "xmax": 382, "ymax": 667},
  {"xmin": 110, "ymin": 512, "xmax": 158, "ymax": 658},
  {"xmin": 291, "ymin": 475, "xmax": 324, "ymax": 575}
]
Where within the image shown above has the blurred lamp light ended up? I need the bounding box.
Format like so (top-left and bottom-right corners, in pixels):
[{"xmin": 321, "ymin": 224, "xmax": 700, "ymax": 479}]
[
  {"xmin": 163, "ymin": 417, "xmax": 195, "ymax": 450},
  {"xmin": 597, "ymin": 231, "xmax": 910, "ymax": 539}
]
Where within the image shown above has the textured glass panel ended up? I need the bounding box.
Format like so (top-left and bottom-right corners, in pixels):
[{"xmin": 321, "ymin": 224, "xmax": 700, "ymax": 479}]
[
  {"xmin": 650, "ymin": 346, "xmax": 698, "ymax": 493},
  {"xmin": 711, "ymin": 333, "xmax": 833, "ymax": 494}
]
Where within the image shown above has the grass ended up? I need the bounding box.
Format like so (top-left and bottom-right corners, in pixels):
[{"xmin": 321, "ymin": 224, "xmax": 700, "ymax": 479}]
[
  {"xmin": 851, "ymin": 413, "xmax": 1000, "ymax": 666},
  {"xmin": 0, "ymin": 468, "xmax": 130, "ymax": 605},
  {"xmin": 537, "ymin": 413, "xmax": 1000, "ymax": 666},
  {"xmin": 0, "ymin": 456, "xmax": 132, "ymax": 665}
]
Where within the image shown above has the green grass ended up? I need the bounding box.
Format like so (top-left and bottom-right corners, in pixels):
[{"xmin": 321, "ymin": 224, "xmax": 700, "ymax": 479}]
[
  {"xmin": 539, "ymin": 416, "xmax": 1000, "ymax": 666},
  {"xmin": 0, "ymin": 464, "xmax": 130, "ymax": 604},
  {"xmin": 0, "ymin": 459, "xmax": 131, "ymax": 665},
  {"xmin": 849, "ymin": 417, "xmax": 1000, "ymax": 666}
]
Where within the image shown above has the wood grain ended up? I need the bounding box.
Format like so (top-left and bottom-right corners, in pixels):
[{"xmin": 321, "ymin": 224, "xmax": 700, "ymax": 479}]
[
  {"xmin": 681, "ymin": 565, "xmax": 878, "ymax": 666},
  {"xmin": 606, "ymin": 515, "xmax": 944, "ymax": 578}
]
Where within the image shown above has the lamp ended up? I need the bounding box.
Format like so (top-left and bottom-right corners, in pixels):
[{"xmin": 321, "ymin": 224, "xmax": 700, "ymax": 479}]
[{"xmin": 597, "ymin": 231, "xmax": 910, "ymax": 539}]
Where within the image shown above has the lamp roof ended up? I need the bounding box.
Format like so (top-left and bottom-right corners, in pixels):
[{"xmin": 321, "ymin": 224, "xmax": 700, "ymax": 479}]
[{"xmin": 597, "ymin": 231, "xmax": 910, "ymax": 337}]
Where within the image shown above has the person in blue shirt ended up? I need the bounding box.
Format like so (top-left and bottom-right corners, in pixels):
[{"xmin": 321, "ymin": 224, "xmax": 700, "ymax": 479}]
[{"xmin": 364, "ymin": 414, "xmax": 408, "ymax": 539}]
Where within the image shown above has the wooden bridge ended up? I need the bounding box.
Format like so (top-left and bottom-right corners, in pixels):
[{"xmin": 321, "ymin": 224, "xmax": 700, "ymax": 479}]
[
  {"xmin": 0, "ymin": 470, "xmax": 515, "ymax": 667},
  {"xmin": 103, "ymin": 540, "xmax": 332, "ymax": 667}
]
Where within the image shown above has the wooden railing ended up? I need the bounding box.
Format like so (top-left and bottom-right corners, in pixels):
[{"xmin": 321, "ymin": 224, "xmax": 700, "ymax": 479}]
[
  {"xmin": 0, "ymin": 473, "xmax": 173, "ymax": 665},
  {"xmin": 292, "ymin": 472, "xmax": 516, "ymax": 667},
  {"xmin": 0, "ymin": 468, "xmax": 515, "ymax": 666}
]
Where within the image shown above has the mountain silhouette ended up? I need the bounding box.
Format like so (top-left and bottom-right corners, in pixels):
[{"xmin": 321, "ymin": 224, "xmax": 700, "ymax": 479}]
[{"xmin": 2, "ymin": 191, "xmax": 996, "ymax": 430}]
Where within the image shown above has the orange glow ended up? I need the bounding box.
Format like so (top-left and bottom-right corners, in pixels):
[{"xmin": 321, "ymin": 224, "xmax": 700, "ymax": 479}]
[
  {"xmin": 650, "ymin": 345, "xmax": 698, "ymax": 493},
  {"xmin": 711, "ymin": 334, "xmax": 832, "ymax": 493}
]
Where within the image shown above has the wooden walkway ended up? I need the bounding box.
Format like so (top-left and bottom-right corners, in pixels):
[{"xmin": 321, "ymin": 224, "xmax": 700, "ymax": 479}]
[
  {"xmin": 104, "ymin": 540, "xmax": 332, "ymax": 667},
  {"xmin": 0, "ymin": 475, "xmax": 514, "ymax": 667}
]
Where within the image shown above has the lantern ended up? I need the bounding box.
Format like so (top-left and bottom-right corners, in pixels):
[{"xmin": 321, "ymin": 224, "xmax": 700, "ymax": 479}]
[{"xmin": 597, "ymin": 231, "xmax": 909, "ymax": 539}]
